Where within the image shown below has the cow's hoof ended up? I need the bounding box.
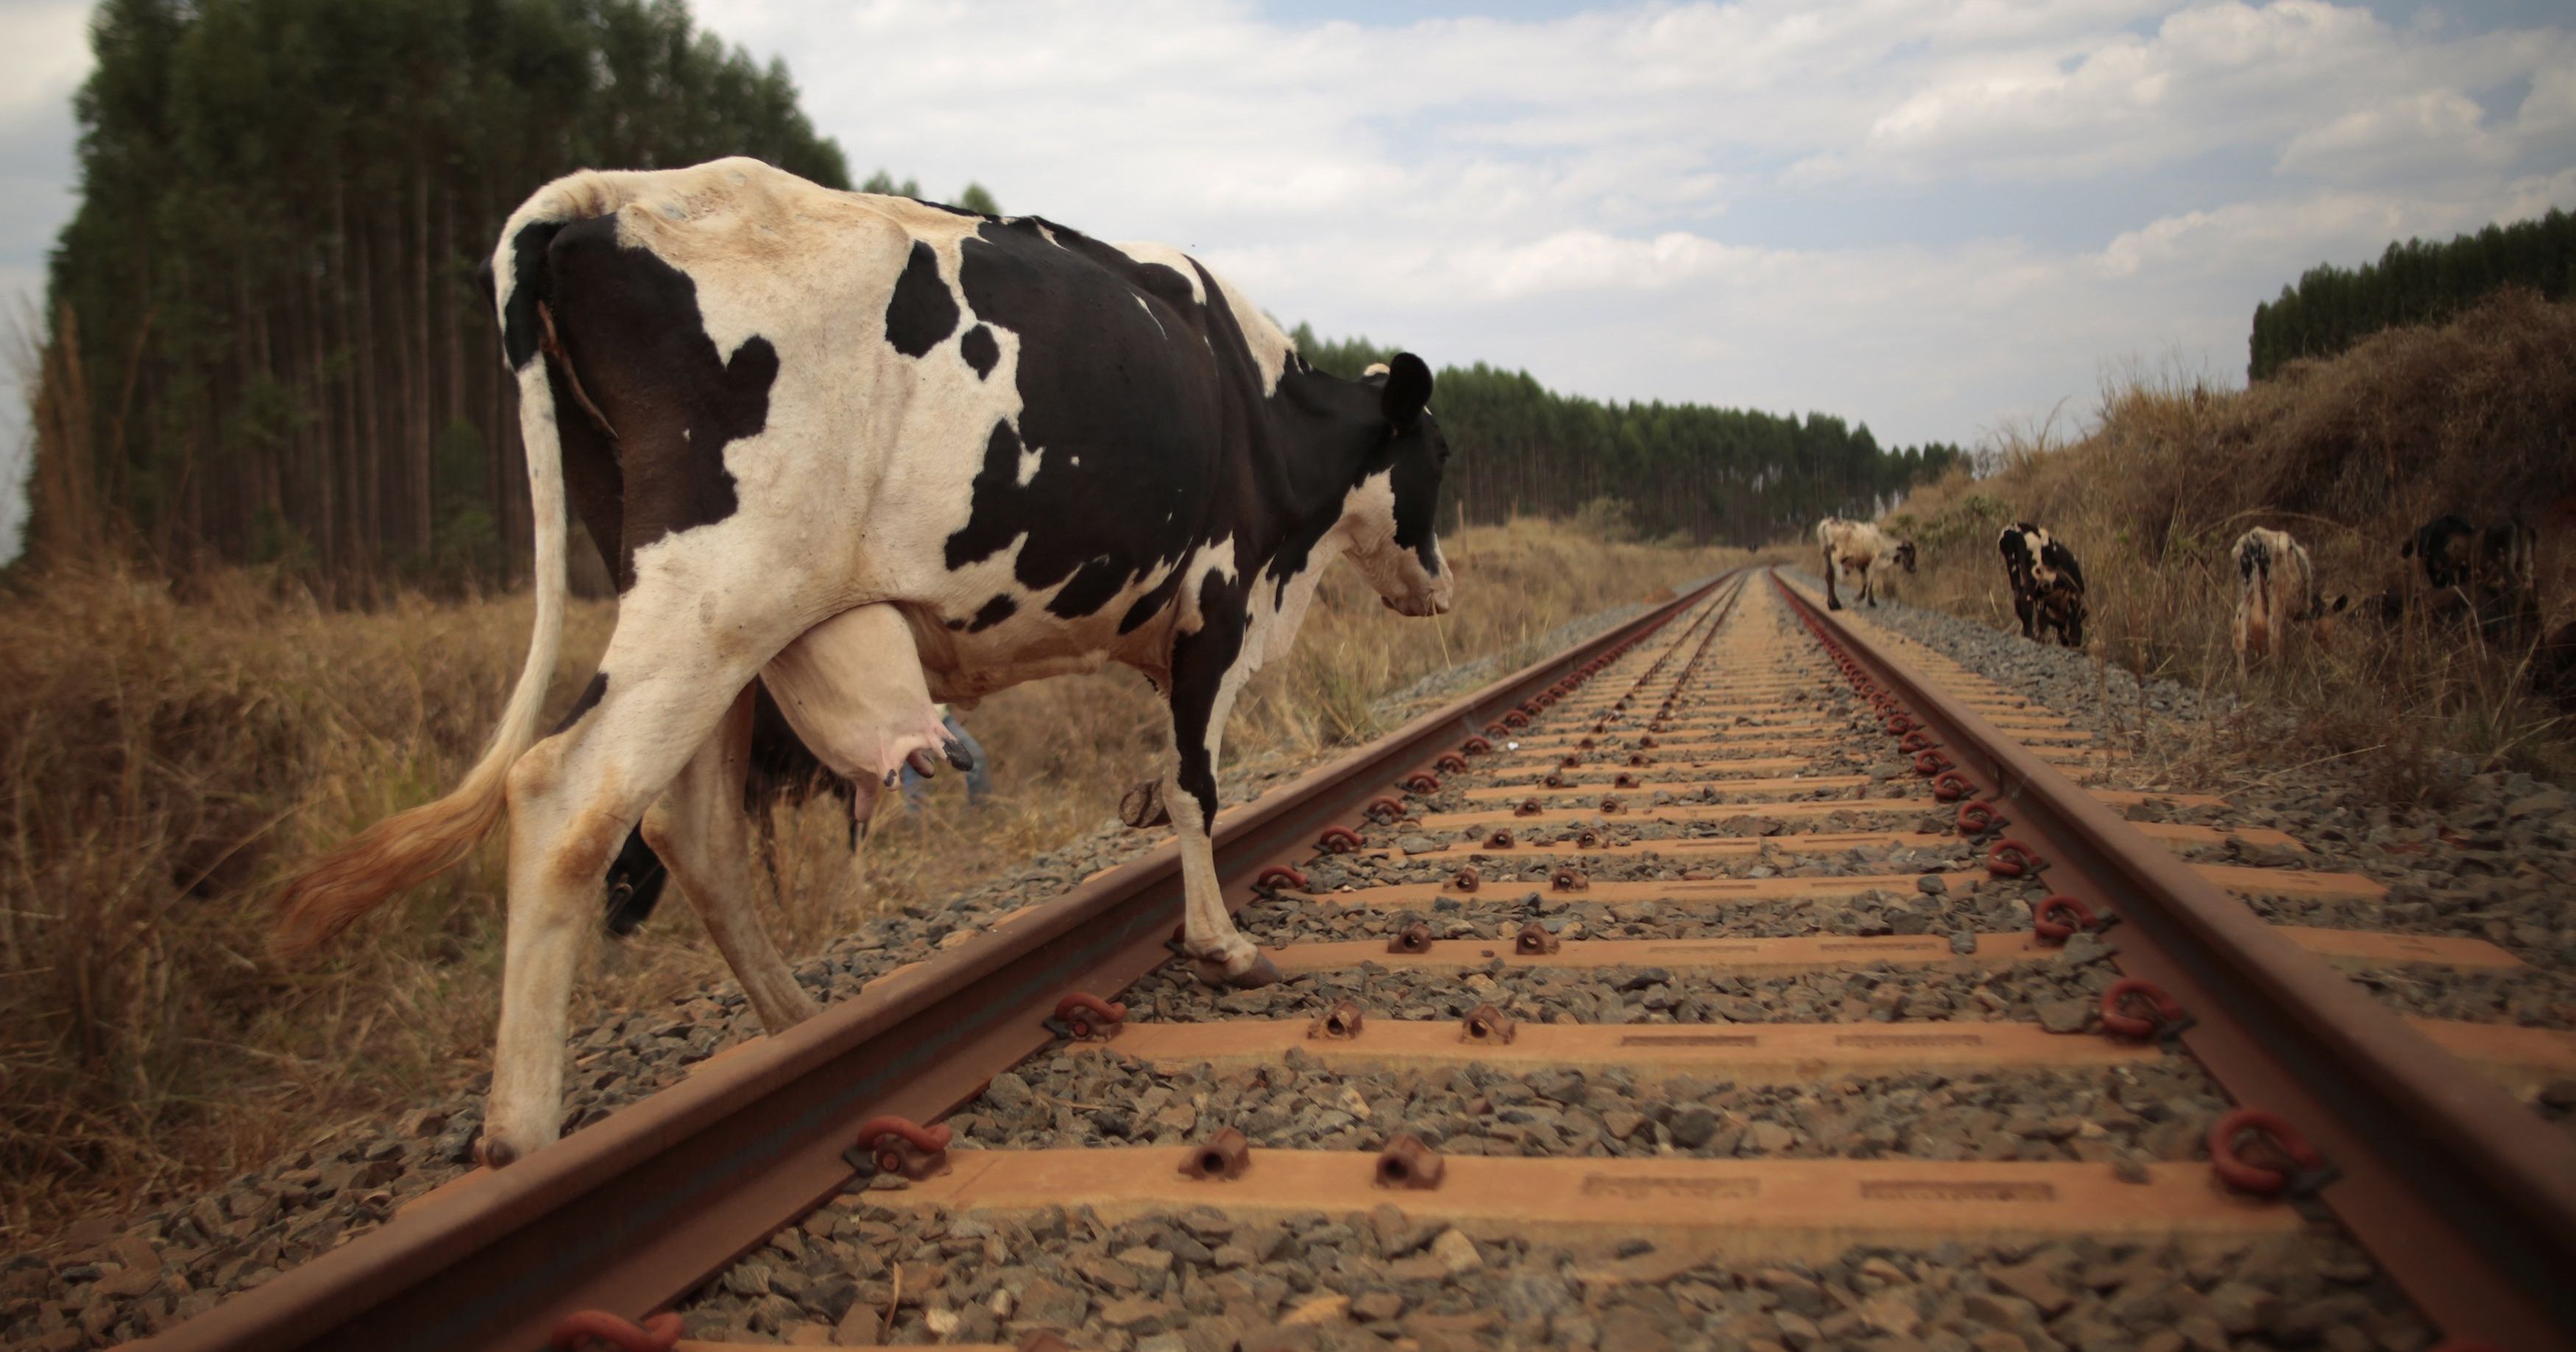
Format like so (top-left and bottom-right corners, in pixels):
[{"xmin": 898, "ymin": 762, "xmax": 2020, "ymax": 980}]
[
  {"xmin": 473, "ymin": 1134, "xmax": 519, "ymax": 1169},
  {"xmin": 1193, "ymin": 952, "xmax": 1284, "ymax": 988},
  {"xmin": 1827, "ymin": 600, "xmax": 1842, "ymax": 611}
]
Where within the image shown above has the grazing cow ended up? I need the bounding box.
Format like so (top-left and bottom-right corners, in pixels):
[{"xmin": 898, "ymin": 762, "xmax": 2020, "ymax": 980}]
[
  {"xmin": 2230, "ymin": 527, "xmax": 2340, "ymax": 661},
  {"xmin": 2401, "ymin": 514, "xmax": 2541, "ymax": 644},
  {"xmin": 275, "ymin": 158, "xmax": 1454, "ymax": 1165},
  {"xmin": 1998, "ymin": 523, "xmax": 2087, "ymax": 647},
  {"xmin": 1814, "ymin": 517, "xmax": 1917, "ymax": 611}
]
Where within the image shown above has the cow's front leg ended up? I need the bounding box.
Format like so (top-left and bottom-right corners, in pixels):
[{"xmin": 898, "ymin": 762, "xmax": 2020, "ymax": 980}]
[
  {"xmin": 1164, "ymin": 578, "xmax": 1279, "ymax": 989},
  {"xmin": 1822, "ymin": 551, "xmax": 1844, "ymax": 610}
]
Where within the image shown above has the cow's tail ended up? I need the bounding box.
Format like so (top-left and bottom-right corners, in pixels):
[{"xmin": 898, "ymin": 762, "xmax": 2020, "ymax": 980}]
[{"xmin": 275, "ymin": 174, "xmax": 626, "ymax": 958}]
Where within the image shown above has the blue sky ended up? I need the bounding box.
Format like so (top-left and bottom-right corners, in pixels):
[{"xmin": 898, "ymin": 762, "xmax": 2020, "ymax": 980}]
[{"xmin": 4, "ymin": 0, "xmax": 2575, "ymax": 560}]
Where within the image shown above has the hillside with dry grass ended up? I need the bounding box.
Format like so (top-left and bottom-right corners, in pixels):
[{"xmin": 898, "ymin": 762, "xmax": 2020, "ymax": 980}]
[
  {"xmin": 1883, "ymin": 289, "xmax": 2576, "ymax": 796},
  {"xmin": 0, "ymin": 518, "xmax": 1738, "ymax": 1246}
]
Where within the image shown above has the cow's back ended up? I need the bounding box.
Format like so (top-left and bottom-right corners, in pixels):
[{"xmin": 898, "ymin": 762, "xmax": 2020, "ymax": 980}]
[{"xmin": 545, "ymin": 160, "xmax": 1275, "ymax": 699}]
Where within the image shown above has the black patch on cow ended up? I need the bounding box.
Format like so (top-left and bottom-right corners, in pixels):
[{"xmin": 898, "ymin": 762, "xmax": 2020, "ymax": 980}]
[
  {"xmin": 943, "ymin": 220, "xmax": 1222, "ymax": 621},
  {"xmin": 500, "ymin": 220, "xmax": 566, "ymax": 370},
  {"xmin": 553, "ymin": 671, "xmax": 608, "ymax": 735},
  {"xmin": 967, "ymin": 594, "xmax": 1016, "ymax": 632},
  {"xmin": 601, "ymin": 827, "xmax": 668, "ymax": 938},
  {"xmin": 960, "ymin": 325, "xmax": 999, "ymax": 378},
  {"xmin": 885, "ymin": 241, "xmax": 959, "ymax": 358},
  {"xmin": 543, "ymin": 219, "xmax": 777, "ymax": 580},
  {"xmin": 907, "ymin": 197, "xmax": 981, "ymax": 218},
  {"xmin": 1119, "ymin": 563, "xmax": 1191, "ymax": 634},
  {"xmin": 1169, "ymin": 570, "xmax": 1248, "ymax": 822}
]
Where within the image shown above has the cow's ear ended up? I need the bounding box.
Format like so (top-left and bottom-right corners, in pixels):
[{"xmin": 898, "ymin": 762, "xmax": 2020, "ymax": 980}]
[{"xmin": 1382, "ymin": 353, "xmax": 1433, "ymax": 428}]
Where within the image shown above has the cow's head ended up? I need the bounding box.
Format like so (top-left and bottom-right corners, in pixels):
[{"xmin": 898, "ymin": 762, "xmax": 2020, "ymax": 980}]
[
  {"xmin": 1893, "ymin": 540, "xmax": 1919, "ymax": 574},
  {"xmin": 1344, "ymin": 354, "xmax": 1453, "ymax": 617},
  {"xmin": 2403, "ymin": 515, "xmax": 2474, "ymax": 590}
]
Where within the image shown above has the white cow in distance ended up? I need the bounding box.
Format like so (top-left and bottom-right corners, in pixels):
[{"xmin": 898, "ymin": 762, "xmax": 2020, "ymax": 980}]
[{"xmin": 1816, "ymin": 517, "xmax": 1917, "ymax": 610}]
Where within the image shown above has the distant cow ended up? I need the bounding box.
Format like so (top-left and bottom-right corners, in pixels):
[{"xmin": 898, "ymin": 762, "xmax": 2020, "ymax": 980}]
[
  {"xmin": 275, "ymin": 158, "xmax": 1454, "ymax": 1166},
  {"xmin": 1998, "ymin": 523, "xmax": 2087, "ymax": 647},
  {"xmin": 2402, "ymin": 514, "xmax": 2540, "ymax": 644},
  {"xmin": 2230, "ymin": 527, "xmax": 2341, "ymax": 661},
  {"xmin": 1815, "ymin": 517, "xmax": 1917, "ymax": 611}
]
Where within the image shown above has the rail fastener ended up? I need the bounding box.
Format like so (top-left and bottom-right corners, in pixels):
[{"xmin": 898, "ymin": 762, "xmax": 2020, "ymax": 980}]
[
  {"xmin": 2209, "ymin": 1108, "xmax": 2338, "ymax": 1198},
  {"xmin": 1309, "ymin": 1000, "xmax": 1366, "ymax": 1041},
  {"xmin": 1461, "ymin": 1003, "xmax": 1518, "ymax": 1045},
  {"xmin": 1051, "ymin": 992, "xmax": 1128, "ymax": 1042},
  {"xmin": 1375, "ymin": 1135, "xmax": 1445, "ymax": 1190},
  {"xmin": 849, "ymin": 1117, "xmax": 952, "ymax": 1181},
  {"xmin": 1181, "ymin": 1127, "xmax": 1252, "ymax": 1181},
  {"xmin": 2099, "ymin": 979, "xmax": 2194, "ymax": 1042}
]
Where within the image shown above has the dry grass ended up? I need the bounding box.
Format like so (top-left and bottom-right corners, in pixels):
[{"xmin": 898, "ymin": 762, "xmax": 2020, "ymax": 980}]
[
  {"xmin": 0, "ymin": 518, "xmax": 1736, "ymax": 1247},
  {"xmin": 1883, "ymin": 289, "xmax": 2576, "ymax": 801}
]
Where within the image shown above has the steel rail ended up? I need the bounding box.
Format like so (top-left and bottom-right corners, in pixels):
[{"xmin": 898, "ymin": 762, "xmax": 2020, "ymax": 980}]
[
  {"xmin": 1773, "ymin": 569, "xmax": 2576, "ymax": 1351},
  {"xmin": 136, "ymin": 571, "xmax": 1742, "ymax": 1352}
]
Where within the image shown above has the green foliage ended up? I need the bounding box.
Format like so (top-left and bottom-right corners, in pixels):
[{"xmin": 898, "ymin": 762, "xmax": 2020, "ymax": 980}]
[
  {"xmin": 955, "ymin": 182, "xmax": 1002, "ymax": 215},
  {"xmin": 2249, "ymin": 207, "xmax": 2575, "ymax": 380},
  {"xmin": 860, "ymin": 169, "xmax": 923, "ymax": 198},
  {"xmin": 44, "ymin": 0, "xmax": 848, "ymax": 588},
  {"xmin": 1286, "ymin": 323, "xmax": 1964, "ymax": 548}
]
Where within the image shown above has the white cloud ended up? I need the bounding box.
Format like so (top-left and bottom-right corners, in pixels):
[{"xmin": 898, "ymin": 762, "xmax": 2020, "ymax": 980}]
[
  {"xmin": 0, "ymin": 0, "xmax": 89, "ymax": 124},
  {"xmin": 4, "ymin": 0, "xmax": 2572, "ymax": 564}
]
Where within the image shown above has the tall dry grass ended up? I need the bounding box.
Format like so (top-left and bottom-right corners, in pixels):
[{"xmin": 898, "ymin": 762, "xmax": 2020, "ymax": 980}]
[
  {"xmin": 1883, "ymin": 289, "xmax": 2576, "ymax": 800},
  {"xmin": 0, "ymin": 519, "xmax": 1736, "ymax": 1246}
]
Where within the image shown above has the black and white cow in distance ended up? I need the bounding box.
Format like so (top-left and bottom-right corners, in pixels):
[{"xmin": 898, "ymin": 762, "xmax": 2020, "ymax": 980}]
[
  {"xmin": 274, "ymin": 158, "xmax": 1454, "ymax": 1166},
  {"xmin": 1998, "ymin": 522, "xmax": 2087, "ymax": 647},
  {"xmin": 1814, "ymin": 517, "xmax": 1916, "ymax": 610}
]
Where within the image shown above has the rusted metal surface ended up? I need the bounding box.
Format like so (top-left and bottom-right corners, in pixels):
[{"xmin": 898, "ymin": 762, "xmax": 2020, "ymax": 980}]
[
  {"xmin": 134, "ymin": 573, "xmax": 1738, "ymax": 1352},
  {"xmin": 877, "ymin": 1149, "xmax": 2300, "ymax": 1259},
  {"xmin": 1260, "ymin": 925, "xmax": 2516, "ymax": 977},
  {"xmin": 1774, "ymin": 570, "xmax": 2576, "ymax": 1350}
]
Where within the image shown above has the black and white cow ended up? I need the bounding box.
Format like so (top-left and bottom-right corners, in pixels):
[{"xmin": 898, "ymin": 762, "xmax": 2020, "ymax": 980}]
[
  {"xmin": 1998, "ymin": 522, "xmax": 2086, "ymax": 647},
  {"xmin": 2402, "ymin": 514, "xmax": 2540, "ymax": 645},
  {"xmin": 275, "ymin": 158, "xmax": 1454, "ymax": 1165}
]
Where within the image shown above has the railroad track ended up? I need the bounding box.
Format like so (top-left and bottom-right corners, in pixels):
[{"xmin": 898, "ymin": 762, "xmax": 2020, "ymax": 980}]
[{"xmin": 127, "ymin": 567, "xmax": 2576, "ymax": 1352}]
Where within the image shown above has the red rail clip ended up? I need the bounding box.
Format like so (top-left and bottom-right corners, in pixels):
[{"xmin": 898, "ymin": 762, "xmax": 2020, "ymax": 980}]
[
  {"xmin": 1954, "ymin": 799, "xmax": 2003, "ymax": 836},
  {"xmin": 2031, "ymin": 894, "xmax": 2096, "ymax": 942},
  {"xmin": 1988, "ymin": 839, "xmax": 2040, "ymax": 878},
  {"xmin": 1317, "ymin": 826, "xmax": 1363, "ymax": 853},
  {"xmin": 850, "ymin": 1117, "xmax": 953, "ymax": 1181},
  {"xmin": 2207, "ymin": 1108, "xmax": 2335, "ymax": 1197},
  {"xmin": 1405, "ymin": 772, "xmax": 1441, "ymax": 794},
  {"xmin": 1255, "ymin": 865, "xmax": 1309, "ymax": 893},
  {"xmin": 1053, "ymin": 992, "xmax": 1128, "ymax": 1041},
  {"xmin": 2098, "ymin": 979, "xmax": 2190, "ymax": 1040}
]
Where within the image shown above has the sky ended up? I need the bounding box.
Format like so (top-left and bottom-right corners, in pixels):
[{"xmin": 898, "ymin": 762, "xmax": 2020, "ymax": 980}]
[{"xmin": 3, "ymin": 0, "xmax": 2574, "ymax": 561}]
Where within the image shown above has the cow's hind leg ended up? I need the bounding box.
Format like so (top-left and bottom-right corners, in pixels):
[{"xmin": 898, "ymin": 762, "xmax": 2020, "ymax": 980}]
[
  {"xmin": 1164, "ymin": 576, "xmax": 1278, "ymax": 988},
  {"xmin": 482, "ymin": 604, "xmax": 793, "ymax": 1167},
  {"xmin": 641, "ymin": 687, "xmax": 819, "ymax": 1033},
  {"xmin": 1822, "ymin": 551, "xmax": 1843, "ymax": 610}
]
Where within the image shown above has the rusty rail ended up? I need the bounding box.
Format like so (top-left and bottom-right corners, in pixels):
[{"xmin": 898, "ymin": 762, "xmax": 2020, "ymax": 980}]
[
  {"xmin": 1773, "ymin": 570, "xmax": 2576, "ymax": 1351},
  {"xmin": 136, "ymin": 573, "xmax": 1741, "ymax": 1352}
]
